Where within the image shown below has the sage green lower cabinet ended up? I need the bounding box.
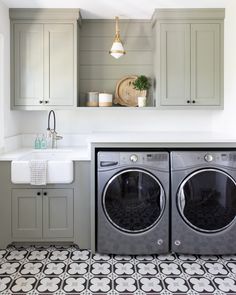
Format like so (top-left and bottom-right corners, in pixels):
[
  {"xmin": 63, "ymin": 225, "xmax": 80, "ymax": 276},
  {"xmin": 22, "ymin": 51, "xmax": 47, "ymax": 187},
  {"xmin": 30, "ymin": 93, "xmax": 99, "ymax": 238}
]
[
  {"xmin": 12, "ymin": 189, "xmax": 43, "ymax": 239},
  {"xmin": 0, "ymin": 161, "xmax": 91, "ymax": 248},
  {"xmin": 12, "ymin": 188, "xmax": 74, "ymax": 240},
  {"xmin": 43, "ymin": 189, "xmax": 74, "ymax": 238}
]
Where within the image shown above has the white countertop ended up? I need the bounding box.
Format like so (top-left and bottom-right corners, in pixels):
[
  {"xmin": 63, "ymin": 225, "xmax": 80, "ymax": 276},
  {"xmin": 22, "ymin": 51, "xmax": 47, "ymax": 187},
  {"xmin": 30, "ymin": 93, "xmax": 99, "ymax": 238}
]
[
  {"xmin": 0, "ymin": 146, "xmax": 91, "ymax": 161},
  {"xmin": 1, "ymin": 132, "xmax": 236, "ymax": 161},
  {"xmin": 86, "ymin": 131, "xmax": 236, "ymax": 144}
]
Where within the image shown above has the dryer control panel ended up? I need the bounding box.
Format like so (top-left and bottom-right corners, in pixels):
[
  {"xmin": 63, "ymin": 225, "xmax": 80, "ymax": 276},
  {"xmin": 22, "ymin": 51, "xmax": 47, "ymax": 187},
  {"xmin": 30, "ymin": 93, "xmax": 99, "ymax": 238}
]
[{"xmin": 171, "ymin": 151, "xmax": 236, "ymax": 170}]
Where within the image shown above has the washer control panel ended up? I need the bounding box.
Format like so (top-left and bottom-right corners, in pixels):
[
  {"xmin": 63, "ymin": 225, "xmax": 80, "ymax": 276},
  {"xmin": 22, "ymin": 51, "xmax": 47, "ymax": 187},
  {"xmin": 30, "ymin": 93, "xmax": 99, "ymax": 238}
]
[{"xmin": 98, "ymin": 151, "xmax": 169, "ymax": 170}]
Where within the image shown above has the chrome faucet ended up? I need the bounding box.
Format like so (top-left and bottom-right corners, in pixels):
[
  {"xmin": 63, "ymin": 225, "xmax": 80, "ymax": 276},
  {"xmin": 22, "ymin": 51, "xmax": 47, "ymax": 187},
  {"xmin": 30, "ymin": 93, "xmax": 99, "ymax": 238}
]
[{"xmin": 47, "ymin": 110, "xmax": 63, "ymax": 149}]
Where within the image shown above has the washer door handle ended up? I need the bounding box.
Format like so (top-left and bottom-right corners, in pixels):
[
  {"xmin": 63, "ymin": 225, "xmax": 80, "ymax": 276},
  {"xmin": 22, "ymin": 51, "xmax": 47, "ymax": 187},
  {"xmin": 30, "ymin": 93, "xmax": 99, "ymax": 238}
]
[
  {"xmin": 179, "ymin": 189, "xmax": 186, "ymax": 212},
  {"xmin": 159, "ymin": 193, "xmax": 164, "ymax": 210}
]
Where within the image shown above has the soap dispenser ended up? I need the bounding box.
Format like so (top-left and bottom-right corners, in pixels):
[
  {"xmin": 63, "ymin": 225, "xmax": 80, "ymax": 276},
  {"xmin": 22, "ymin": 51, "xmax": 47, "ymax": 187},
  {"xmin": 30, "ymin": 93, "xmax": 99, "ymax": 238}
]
[
  {"xmin": 34, "ymin": 134, "xmax": 41, "ymax": 149},
  {"xmin": 40, "ymin": 134, "xmax": 47, "ymax": 149}
]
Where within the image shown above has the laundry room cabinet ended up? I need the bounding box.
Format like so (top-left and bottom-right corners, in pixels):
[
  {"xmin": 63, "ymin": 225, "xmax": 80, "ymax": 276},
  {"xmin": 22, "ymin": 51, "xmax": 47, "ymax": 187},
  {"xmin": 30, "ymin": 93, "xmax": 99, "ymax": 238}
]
[
  {"xmin": 10, "ymin": 9, "xmax": 80, "ymax": 110},
  {"xmin": 152, "ymin": 9, "xmax": 225, "ymax": 108},
  {"xmin": 12, "ymin": 188, "xmax": 74, "ymax": 240}
]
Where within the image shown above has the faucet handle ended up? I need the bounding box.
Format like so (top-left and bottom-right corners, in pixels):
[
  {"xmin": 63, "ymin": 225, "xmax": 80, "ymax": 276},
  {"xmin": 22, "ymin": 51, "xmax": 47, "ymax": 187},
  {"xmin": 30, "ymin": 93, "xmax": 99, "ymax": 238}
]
[{"xmin": 56, "ymin": 135, "xmax": 63, "ymax": 141}]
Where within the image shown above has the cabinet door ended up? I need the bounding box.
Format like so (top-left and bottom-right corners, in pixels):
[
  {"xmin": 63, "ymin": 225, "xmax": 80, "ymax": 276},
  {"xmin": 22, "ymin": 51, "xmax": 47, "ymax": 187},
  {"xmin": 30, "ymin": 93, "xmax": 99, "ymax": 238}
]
[
  {"xmin": 44, "ymin": 24, "xmax": 74, "ymax": 106},
  {"xmin": 43, "ymin": 189, "xmax": 74, "ymax": 238},
  {"xmin": 14, "ymin": 24, "xmax": 44, "ymax": 106},
  {"xmin": 160, "ymin": 24, "xmax": 191, "ymax": 106},
  {"xmin": 191, "ymin": 24, "xmax": 221, "ymax": 105},
  {"xmin": 12, "ymin": 189, "xmax": 42, "ymax": 238}
]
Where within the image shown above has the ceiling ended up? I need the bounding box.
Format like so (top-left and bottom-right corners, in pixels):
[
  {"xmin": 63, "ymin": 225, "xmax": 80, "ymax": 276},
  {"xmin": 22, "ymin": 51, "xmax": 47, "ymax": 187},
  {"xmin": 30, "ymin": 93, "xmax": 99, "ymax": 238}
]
[{"xmin": 2, "ymin": 0, "xmax": 227, "ymax": 19}]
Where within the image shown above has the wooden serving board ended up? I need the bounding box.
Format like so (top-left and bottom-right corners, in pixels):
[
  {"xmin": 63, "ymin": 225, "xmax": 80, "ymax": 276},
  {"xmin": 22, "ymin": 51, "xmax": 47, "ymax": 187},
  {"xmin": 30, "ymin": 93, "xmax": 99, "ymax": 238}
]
[{"xmin": 114, "ymin": 76, "xmax": 146, "ymax": 107}]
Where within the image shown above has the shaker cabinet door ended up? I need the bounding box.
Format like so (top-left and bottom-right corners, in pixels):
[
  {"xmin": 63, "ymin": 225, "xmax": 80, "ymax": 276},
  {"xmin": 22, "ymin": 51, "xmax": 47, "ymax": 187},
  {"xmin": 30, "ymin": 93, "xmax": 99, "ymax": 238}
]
[
  {"xmin": 191, "ymin": 24, "xmax": 221, "ymax": 106},
  {"xmin": 13, "ymin": 24, "xmax": 44, "ymax": 106},
  {"xmin": 44, "ymin": 24, "xmax": 74, "ymax": 106},
  {"xmin": 12, "ymin": 189, "xmax": 43, "ymax": 238},
  {"xmin": 160, "ymin": 24, "xmax": 191, "ymax": 106},
  {"xmin": 43, "ymin": 189, "xmax": 74, "ymax": 238}
]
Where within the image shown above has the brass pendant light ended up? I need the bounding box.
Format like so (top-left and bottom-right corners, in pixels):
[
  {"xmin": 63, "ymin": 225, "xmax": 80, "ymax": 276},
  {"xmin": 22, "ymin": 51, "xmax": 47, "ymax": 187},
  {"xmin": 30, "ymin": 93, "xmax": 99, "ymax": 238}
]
[{"xmin": 109, "ymin": 16, "xmax": 126, "ymax": 59}]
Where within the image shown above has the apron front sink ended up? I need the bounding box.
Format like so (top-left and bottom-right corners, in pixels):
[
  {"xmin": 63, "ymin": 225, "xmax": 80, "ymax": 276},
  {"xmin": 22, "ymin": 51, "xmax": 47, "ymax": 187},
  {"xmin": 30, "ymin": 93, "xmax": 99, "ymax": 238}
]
[{"xmin": 11, "ymin": 150, "xmax": 73, "ymax": 184}]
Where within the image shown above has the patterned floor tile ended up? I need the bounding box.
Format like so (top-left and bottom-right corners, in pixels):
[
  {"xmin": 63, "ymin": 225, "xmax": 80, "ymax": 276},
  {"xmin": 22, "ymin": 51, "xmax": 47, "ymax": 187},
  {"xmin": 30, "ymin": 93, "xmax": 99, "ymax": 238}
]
[
  {"xmin": 181, "ymin": 262, "xmax": 206, "ymax": 276},
  {"xmin": 139, "ymin": 276, "xmax": 164, "ymax": 293},
  {"xmin": 0, "ymin": 276, "xmax": 12, "ymax": 292},
  {"xmin": 114, "ymin": 276, "xmax": 138, "ymax": 293},
  {"xmin": 88, "ymin": 276, "xmax": 112, "ymax": 293},
  {"xmin": 188, "ymin": 276, "xmax": 215, "ymax": 293},
  {"xmin": 2, "ymin": 245, "xmax": 236, "ymax": 294},
  {"xmin": 10, "ymin": 276, "xmax": 37, "ymax": 293},
  {"xmin": 159, "ymin": 262, "xmax": 182, "ymax": 276},
  {"xmin": 62, "ymin": 276, "xmax": 87, "ymax": 293},
  {"xmin": 114, "ymin": 262, "xmax": 135, "ymax": 276},
  {"xmin": 136, "ymin": 262, "xmax": 158, "ymax": 276},
  {"xmin": 67, "ymin": 261, "xmax": 89, "ymax": 275},
  {"xmin": 163, "ymin": 276, "xmax": 189, "ymax": 293},
  {"xmin": 91, "ymin": 262, "xmax": 112, "ymax": 276},
  {"xmin": 36, "ymin": 276, "xmax": 62, "ymax": 293}
]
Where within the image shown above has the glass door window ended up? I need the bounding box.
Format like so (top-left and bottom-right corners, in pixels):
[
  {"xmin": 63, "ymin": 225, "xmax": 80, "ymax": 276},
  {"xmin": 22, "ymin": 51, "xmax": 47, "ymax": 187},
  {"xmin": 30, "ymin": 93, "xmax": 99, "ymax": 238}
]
[
  {"xmin": 103, "ymin": 169, "xmax": 164, "ymax": 233},
  {"xmin": 178, "ymin": 169, "xmax": 236, "ymax": 232}
]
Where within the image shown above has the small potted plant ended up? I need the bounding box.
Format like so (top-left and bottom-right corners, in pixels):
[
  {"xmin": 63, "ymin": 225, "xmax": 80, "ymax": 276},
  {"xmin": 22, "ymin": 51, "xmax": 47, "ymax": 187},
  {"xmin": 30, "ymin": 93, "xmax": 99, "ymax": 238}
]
[{"xmin": 132, "ymin": 75, "xmax": 151, "ymax": 107}]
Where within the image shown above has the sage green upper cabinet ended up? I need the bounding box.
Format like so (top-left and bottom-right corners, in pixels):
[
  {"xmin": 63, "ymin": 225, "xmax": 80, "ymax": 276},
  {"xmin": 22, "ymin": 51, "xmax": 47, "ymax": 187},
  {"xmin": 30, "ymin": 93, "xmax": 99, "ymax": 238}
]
[
  {"xmin": 10, "ymin": 9, "xmax": 80, "ymax": 110},
  {"xmin": 152, "ymin": 9, "xmax": 225, "ymax": 108},
  {"xmin": 14, "ymin": 24, "xmax": 44, "ymax": 107},
  {"xmin": 43, "ymin": 24, "xmax": 74, "ymax": 106},
  {"xmin": 160, "ymin": 24, "xmax": 190, "ymax": 106},
  {"xmin": 191, "ymin": 24, "xmax": 220, "ymax": 106}
]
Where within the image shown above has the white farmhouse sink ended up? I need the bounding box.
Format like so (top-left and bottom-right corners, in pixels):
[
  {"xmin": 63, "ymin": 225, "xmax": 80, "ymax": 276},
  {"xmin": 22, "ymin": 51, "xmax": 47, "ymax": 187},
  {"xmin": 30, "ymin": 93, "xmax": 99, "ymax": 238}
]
[{"xmin": 11, "ymin": 150, "xmax": 73, "ymax": 184}]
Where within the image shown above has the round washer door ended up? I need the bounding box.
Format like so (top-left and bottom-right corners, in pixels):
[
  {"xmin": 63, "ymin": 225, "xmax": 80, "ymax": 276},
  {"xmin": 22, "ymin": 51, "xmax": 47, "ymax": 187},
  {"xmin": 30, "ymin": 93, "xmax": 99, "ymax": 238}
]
[
  {"xmin": 178, "ymin": 169, "xmax": 236, "ymax": 233},
  {"xmin": 103, "ymin": 169, "xmax": 165, "ymax": 233}
]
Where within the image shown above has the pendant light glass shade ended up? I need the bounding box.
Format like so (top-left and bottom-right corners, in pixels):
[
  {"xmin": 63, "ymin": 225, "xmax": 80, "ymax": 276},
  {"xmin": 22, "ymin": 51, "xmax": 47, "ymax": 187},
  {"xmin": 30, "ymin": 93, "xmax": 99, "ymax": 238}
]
[{"xmin": 109, "ymin": 17, "xmax": 126, "ymax": 59}]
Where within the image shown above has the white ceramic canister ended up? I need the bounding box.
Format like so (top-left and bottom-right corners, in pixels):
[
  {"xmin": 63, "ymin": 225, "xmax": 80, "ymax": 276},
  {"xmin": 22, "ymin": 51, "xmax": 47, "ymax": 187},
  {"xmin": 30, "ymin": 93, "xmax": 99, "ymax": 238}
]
[
  {"xmin": 99, "ymin": 93, "xmax": 113, "ymax": 107},
  {"xmin": 138, "ymin": 96, "xmax": 147, "ymax": 107},
  {"xmin": 86, "ymin": 92, "xmax": 99, "ymax": 107}
]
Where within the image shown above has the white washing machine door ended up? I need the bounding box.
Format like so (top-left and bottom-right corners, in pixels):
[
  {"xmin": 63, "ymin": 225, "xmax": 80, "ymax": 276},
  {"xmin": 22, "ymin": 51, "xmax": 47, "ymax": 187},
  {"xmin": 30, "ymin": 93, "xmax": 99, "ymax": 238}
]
[
  {"xmin": 178, "ymin": 168, "xmax": 236, "ymax": 233},
  {"xmin": 102, "ymin": 169, "xmax": 165, "ymax": 233}
]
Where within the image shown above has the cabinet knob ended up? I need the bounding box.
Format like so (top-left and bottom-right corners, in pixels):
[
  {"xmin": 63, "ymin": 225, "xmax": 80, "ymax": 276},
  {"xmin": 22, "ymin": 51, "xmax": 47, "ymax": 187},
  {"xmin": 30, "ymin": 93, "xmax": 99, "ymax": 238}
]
[
  {"xmin": 192, "ymin": 100, "xmax": 196, "ymax": 104},
  {"xmin": 39, "ymin": 100, "xmax": 43, "ymax": 104},
  {"xmin": 37, "ymin": 192, "xmax": 41, "ymax": 196},
  {"xmin": 45, "ymin": 100, "xmax": 49, "ymax": 104},
  {"xmin": 43, "ymin": 192, "xmax": 47, "ymax": 196},
  {"xmin": 187, "ymin": 100, "xmax": 190, "ymax": 104}
]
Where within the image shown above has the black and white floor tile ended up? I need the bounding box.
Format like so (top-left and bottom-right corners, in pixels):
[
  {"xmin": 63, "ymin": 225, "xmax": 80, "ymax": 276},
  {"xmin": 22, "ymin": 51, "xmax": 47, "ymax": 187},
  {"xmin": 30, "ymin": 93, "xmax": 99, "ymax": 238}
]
[{"xmin": 1, "ymin": 245, "xmax": 236, "ymax": 294}]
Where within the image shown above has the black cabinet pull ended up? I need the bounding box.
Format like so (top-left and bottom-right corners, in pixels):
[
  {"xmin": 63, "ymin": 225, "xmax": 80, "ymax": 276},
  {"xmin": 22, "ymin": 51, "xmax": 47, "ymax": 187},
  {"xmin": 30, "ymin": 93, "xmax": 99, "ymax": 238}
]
[
  {"xmin": 43, "ymin": 192, "xmax": 47, "ymax": 196},
  {"xmin": 39, "ymin": 100, "xmax": 43, "ymax": 104},
  {"xmin": 192, "ymin": 100, "xmax": 196, "ymax": 104},
  {"xmin": 187, "ymin": 100, "xmax": 190, "ymax": 104},
  {"xmin": 37, "ymin": 192, "xmax": 41, "ymax": 196},
  {"xmin": 45, "ymin": 100, "xmax": 49, "ymax": 104}
]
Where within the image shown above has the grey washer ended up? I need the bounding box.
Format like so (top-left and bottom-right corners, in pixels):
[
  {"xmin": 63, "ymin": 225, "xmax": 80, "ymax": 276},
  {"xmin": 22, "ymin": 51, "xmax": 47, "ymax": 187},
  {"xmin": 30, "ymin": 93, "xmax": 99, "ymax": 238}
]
[
  {"xmin": 171, "ymin": 151, "xmax": 236, "ymax": 255},
  {"xmin": 96, "ymin": 151, "xmax": 170, "ymax": 255}
]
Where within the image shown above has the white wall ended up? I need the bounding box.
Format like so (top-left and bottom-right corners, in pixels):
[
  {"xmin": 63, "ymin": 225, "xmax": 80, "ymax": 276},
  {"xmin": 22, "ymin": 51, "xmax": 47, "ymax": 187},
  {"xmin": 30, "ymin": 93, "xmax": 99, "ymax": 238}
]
[
  {"xmin": 0, "ymin": 0, "xmax": 21, "ymax": 142},
  {"xmin": 4, "ymin": 0, "xmax": 236, "ymax": 140}
]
